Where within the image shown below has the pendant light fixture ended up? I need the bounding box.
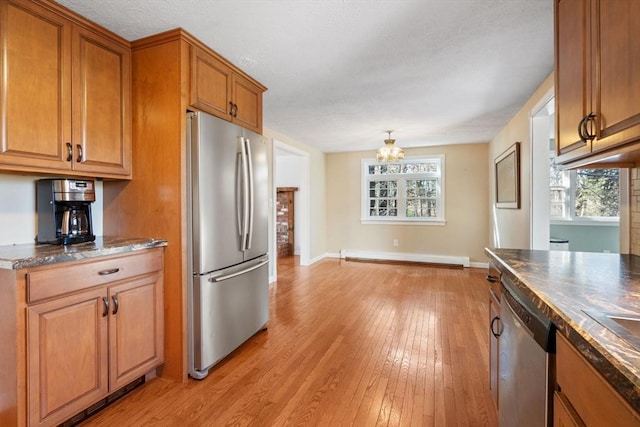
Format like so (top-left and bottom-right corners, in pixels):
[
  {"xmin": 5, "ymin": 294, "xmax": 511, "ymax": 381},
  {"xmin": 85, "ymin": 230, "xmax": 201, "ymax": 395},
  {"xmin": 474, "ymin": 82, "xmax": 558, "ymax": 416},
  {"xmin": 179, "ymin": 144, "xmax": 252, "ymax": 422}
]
[{"xmin": 376, "ymin": 130, "xmax": 404, "ymax": 162}]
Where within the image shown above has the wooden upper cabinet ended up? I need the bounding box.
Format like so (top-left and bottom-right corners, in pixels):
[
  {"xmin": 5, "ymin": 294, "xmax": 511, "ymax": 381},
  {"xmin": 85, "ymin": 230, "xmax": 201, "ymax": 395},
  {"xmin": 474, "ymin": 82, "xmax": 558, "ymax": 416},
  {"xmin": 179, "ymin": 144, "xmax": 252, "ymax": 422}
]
[
  {"xmin": 190, "ymin": 46, "xmax": 233, "ymax": 120},
  {"xmin": 590, "ymin": 0, "xmax": 640, "ymax": 153},
  {"xmin": 0, "ymin": 0, "xmax": 73, "ymax": 171},
  {"xmin": 555, "ymin": 0, "xmax": 640, "ymax": 166},
  {"xmin": 72, "ymin": 25, "xmax": 131, "ymax": 177},
  {"xmin": 0, "ymin": 0, "xmax": 131, "ymax": 178},
  {"xmin": 231, "ymin": 73, "xmax": 263, "ymax": 134},
  {"xmin": 190, "ymin": 44, "xmax": 264, "ymax": 134},
  {"xmin": 554, "ymin": 0, "xmax": 591, "ymax": 163}
]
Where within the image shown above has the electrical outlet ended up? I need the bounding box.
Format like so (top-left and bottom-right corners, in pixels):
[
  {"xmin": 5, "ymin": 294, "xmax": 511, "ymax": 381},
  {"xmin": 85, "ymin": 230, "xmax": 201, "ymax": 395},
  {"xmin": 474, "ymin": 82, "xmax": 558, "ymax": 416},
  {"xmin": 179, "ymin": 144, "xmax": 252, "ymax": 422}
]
[{"xmin": 393, "ymin": 239, "xmax": 398, "ymax": 247}]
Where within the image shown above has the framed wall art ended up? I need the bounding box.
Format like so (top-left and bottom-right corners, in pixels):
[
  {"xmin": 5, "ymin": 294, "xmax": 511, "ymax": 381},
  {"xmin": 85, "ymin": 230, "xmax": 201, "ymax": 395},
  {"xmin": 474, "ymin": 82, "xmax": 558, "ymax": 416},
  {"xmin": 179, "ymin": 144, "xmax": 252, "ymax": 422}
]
[{"xmin": 495, "ymin": 142, "xmax": 520, "ymax": 209}]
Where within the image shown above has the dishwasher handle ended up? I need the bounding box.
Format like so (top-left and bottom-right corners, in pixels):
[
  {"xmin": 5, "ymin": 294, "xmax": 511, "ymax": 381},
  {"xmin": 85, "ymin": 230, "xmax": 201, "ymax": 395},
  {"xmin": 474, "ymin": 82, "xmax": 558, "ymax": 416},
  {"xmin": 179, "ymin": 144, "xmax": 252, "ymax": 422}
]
[{"xmin": 501, "ymin": 281, "xmax": 555, "ymax": 352}]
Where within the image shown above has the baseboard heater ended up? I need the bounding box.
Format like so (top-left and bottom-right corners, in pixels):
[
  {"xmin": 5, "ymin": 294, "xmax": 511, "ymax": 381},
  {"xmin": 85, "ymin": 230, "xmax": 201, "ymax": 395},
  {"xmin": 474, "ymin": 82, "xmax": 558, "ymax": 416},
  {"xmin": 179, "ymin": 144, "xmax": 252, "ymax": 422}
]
[
  {"xmin": 59, "ymin": 376, "xmax": 145, "ymax": 427},
  {"xmin": 344, "ymin": 256, "xmax": 464, "ymax": 269}
]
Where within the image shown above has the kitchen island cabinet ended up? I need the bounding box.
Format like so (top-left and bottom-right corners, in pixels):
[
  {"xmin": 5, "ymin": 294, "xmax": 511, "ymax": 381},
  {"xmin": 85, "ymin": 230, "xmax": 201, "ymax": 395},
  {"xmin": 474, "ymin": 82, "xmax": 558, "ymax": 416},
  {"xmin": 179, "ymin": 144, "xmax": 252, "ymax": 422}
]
[
  {"xmin": 555, "ymin": 0, "xmax": 640, "ymax": 168},
  {"xmin": 487, "ymin": 261, "xmax": 501, "ymax": 408},
  {"xmin": 0, "ymin": 0, "xmax": 132, "ymax": 179},
  {"xmin": 0, "ymin": 238, "xmax": 166, "ymax": 427},
  {"xmin": 485, "ymin": 248, "xmax": 640, "ymax": 424},
  {"xmin": 555, "ymin": 333, "xmax": 639, "ymax": 426}
]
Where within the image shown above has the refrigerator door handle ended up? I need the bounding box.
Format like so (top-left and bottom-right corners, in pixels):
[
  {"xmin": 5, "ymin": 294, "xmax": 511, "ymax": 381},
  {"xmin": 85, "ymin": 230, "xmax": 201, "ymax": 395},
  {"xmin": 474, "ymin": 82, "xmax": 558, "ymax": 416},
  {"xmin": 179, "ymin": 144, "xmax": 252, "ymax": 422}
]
[
  {"xmin": 236, "ymin": 152, "xmax": 243, "ymax": 238},
  {"xmin": 245, "ymin": 138, "xmax": 254, "ymax": 250},
  {"xmin": 208, "ymin": 258, "xmax": 269, "ymax": 283},
  {"xmin": 240, "ymin": 137, "xmax": 251, "ymax": 250}
]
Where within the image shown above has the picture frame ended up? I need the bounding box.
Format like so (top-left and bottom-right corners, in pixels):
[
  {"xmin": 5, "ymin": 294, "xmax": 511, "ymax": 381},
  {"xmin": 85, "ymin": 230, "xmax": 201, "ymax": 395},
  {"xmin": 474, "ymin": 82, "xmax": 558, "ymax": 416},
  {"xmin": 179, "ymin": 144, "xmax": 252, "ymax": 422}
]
[{"xmin": 495, "ymin": 142, "xmax": 521, "ymax": 209}]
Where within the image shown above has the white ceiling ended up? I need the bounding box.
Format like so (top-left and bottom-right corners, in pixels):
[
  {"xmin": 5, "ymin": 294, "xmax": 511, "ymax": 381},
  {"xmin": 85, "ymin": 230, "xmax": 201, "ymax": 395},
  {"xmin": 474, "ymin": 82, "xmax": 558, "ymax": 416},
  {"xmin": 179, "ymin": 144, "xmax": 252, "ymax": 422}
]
[{"xmin": 56, "ymin": 0, "xmax": 554, "ymax": 153}]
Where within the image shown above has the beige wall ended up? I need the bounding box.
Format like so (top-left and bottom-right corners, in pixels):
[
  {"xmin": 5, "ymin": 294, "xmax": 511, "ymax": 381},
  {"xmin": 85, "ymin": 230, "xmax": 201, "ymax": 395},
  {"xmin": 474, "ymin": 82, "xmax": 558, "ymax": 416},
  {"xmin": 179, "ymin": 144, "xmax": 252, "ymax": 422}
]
[
  {"xmin": 263, "ymin": 127, "xmax": 327, "ymax": 262},
  {"xmin": 325, "ymin": 143, "xmax": 490, "ymax": 263},
  {"xmin": 488, "ymin": 73, "xmax": 554, "ymax": 250}
]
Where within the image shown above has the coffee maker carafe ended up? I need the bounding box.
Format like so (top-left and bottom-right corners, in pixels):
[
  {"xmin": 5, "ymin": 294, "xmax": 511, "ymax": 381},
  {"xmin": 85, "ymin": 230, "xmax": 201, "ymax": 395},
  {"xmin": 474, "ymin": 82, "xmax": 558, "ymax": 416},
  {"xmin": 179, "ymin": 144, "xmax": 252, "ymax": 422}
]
[{"xmin": 36, "ymin": 179, "xmax": 96, "ymax": 245}]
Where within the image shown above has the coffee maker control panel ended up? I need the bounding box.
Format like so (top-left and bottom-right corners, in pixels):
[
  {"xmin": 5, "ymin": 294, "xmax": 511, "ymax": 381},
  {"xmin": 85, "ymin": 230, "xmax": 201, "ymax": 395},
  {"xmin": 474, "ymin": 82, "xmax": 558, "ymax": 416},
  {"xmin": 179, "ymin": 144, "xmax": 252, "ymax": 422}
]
[{"xmin": 52, "ymin": 179, "xmax": 96, "ymax": 202}]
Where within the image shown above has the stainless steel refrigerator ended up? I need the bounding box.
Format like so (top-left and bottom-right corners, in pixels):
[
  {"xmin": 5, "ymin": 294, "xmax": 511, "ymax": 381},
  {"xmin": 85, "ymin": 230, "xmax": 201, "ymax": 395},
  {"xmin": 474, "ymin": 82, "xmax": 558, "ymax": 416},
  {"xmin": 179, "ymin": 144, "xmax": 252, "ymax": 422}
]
[{"xmin": 187, "ymin": 111, "xmax": 269, "ymax": 380}]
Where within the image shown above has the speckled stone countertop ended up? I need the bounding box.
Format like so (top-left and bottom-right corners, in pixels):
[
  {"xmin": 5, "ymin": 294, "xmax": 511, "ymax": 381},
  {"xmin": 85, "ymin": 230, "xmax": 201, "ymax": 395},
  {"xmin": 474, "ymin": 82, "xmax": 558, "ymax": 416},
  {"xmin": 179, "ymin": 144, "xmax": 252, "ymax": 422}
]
[
  {"xmin": 0, "ymin": 236, "xmax": 167, "ymax": 270},
  {"xmin": 486, "ymin": 248, "xmax": 640, "ymax": 413}
]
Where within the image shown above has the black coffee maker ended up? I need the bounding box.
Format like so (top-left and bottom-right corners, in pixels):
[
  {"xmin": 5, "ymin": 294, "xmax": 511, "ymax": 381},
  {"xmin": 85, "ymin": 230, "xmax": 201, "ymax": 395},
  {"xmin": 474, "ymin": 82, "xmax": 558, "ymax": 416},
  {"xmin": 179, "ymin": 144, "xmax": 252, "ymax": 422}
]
[{"xmin": 36, "ymin": 179, "xmax": 96, "ymax": 245}]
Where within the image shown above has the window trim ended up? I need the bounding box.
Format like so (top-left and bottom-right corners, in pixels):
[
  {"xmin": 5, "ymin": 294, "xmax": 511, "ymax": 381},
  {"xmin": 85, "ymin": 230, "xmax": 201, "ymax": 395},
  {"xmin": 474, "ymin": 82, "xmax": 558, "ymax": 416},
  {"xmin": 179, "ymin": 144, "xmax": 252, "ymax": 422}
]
[
  {"xmin": 360, "ymin": 155, "xmax": 446, "ymax": 225},
  {"xmin": 549, "ymin": 158, "xmax": 620, "ymax": 224}
]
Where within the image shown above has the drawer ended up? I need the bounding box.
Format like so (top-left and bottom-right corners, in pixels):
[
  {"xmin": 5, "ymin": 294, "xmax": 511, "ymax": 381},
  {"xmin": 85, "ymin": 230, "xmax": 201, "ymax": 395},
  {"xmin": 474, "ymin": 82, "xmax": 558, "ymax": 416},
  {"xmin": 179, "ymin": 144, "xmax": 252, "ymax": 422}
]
[
  {"xmin": 487, "ymin": 261, "xmax": 502, "ymax": 298},
  {"xmin": 27, "ymin": 249, "xmax": 163, "ymax": 303},
  {"xmin": 556, "ymin": 333, "xmax": 640, "ymax": 427}
]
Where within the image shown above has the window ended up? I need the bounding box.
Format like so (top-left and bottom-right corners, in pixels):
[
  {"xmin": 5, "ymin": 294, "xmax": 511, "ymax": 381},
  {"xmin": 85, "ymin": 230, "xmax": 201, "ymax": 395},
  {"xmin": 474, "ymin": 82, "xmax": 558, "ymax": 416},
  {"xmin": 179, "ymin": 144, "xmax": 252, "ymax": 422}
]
[
  {"xmin": 362, "ymin": 156, "xmax": 444, "ymax": 224},
  {"xmin": 549, "ymin": 155, "xmax": 619, "ymax": 222}
]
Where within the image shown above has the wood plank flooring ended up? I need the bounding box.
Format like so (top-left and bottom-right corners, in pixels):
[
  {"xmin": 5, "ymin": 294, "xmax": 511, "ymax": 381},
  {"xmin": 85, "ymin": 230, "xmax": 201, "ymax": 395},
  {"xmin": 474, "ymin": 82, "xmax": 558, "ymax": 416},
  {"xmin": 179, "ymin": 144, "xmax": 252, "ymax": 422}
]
[{"xmin": 80, "ymin": 257, "xmax": 498, "ymax": 426}]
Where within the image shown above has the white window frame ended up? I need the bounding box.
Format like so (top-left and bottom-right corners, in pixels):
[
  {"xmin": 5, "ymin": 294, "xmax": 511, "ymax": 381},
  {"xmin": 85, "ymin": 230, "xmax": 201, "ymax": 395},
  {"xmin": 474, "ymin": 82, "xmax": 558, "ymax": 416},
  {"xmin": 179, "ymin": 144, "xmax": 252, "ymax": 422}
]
[
  {"xmin": 361, "ymin": 155, "xmax": 445, "ymax": 226},
  {"xmin": 550, "ymin": 155, "xmax": 620, "ymax": 226}
]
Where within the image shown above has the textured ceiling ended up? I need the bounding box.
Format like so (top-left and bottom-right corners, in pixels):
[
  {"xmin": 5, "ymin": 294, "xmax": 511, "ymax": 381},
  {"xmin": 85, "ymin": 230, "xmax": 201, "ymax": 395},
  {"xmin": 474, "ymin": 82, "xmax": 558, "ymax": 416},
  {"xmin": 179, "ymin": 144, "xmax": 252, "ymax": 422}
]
[{"xmin": 56, "ymin": 0, "xmax": 554, "ymax": 153}]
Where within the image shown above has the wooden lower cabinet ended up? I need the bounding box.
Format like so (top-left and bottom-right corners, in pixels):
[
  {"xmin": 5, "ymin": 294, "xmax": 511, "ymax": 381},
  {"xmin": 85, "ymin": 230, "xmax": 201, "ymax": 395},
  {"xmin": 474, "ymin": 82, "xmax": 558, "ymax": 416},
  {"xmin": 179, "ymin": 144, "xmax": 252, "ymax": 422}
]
[
  {"xmin": 488, "ymin": 289, "xmax": 500, "ymax": 407},
  {"xmin": 555, "ymin": 333, "xmax": 640, "ymax": 427},
  {"xmin": 108, "ymin": 275, "xmax": 164, "ymax": 391},
  {"xmin": 8, "ymin": 248, "xmax": 164, "ymax": 427},
  {"xmin": 554, "ymin": 391, "xmax": 585, "ymax": 427},
  {"xmin": 27, "ymin": 288, "xmax": 109, "ymax": 426}
]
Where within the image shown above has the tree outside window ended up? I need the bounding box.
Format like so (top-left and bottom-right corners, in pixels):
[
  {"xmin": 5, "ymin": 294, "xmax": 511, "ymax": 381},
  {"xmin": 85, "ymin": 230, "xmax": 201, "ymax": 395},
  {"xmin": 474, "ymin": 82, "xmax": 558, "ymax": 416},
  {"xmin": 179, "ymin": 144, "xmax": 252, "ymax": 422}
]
[
  {"xmin": 362, "ymin": 156, "xmax": 444, "ymax": 224},
  {"xmin": 549, "ymin": 156, "xmax": 619, "ymax": 220}
]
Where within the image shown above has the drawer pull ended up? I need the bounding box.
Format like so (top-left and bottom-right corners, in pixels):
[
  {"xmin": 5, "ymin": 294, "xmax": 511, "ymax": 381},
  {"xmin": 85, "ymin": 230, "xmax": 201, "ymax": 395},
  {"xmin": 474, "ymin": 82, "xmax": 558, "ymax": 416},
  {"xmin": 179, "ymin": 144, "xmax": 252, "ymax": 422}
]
[
  {"xmin": 112, "ymin": 295, "xmax": 119, "ymax": 315},
  {"xmin": 102, "ymin": 297, "xmax": 109, "ymax": 317},
  {"xmin": 98, "ymin": 268, "xmax": 120, "ymax": 276},
  {"xmin": 486, "ymin": 275, "xmax": 499, "ymax": 283}
]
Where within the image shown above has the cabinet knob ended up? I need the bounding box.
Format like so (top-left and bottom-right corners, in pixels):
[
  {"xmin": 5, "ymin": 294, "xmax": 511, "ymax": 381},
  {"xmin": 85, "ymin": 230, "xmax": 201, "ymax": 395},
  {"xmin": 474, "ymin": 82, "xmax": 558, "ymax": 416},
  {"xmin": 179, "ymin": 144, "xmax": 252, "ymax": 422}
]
[
  {"xmin": 76, "ymin": 144, "xmax": 83, "ymax": 162},
  {"xmin": 229, "ymin": 101, "xmax": 234, "ymax": 116},
  {"xmin": 486, "ymin": 275, "xmax": 499, "ymax": 283}
]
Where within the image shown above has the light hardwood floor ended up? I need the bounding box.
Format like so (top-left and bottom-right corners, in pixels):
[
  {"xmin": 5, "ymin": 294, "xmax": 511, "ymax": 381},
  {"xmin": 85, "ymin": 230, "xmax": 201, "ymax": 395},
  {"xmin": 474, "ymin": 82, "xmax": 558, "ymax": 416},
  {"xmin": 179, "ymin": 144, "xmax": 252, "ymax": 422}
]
[{"xmin": 81, "ymin": 257, "xmax": 498, "ymax": 426}]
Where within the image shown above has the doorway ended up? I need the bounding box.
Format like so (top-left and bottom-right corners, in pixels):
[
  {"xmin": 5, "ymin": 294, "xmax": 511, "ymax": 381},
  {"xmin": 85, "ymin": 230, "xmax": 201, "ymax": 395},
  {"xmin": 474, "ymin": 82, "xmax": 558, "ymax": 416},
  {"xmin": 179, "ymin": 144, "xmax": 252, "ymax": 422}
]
[
  {"xmin": 272, "ymin": 140, "xmax": 311, "ymax": 283},
  {"xmin": 530, "ymin": 93, "xmax": 629, "ymax": 253},
  {"xmin": 276, "ymin": 187, "xmax": 298, "ymax": 257}
]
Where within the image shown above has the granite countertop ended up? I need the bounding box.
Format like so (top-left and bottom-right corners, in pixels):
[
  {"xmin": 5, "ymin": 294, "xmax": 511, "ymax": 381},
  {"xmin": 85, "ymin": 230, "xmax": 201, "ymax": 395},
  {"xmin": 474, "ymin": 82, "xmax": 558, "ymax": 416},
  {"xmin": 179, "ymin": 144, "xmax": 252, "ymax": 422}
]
[
  {"xmin": 0, "ymin": 236, "xmax": 168, "ymax": 270},
  {"xmin": 485, "ymin": 248, "xmax": 640, "ymax": 413}
]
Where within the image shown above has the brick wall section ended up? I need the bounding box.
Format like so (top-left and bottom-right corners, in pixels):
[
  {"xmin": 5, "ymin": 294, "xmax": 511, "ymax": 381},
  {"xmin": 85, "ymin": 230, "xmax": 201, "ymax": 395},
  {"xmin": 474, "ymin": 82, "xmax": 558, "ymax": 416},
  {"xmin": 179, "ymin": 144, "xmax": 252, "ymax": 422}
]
[
  {"xmin": 631, "ymin": 168, "xmax": 640, "ymax": 255},
  {"xmin": 276, "ymin": 191, "xmax": 290, "ymax": 257}
]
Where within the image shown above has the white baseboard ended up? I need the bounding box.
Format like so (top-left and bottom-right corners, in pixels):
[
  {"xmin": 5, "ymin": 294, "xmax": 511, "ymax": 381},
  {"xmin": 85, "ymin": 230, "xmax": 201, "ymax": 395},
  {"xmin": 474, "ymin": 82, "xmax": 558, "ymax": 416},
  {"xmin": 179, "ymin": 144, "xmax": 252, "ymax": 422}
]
[{"xmin": 328, "ymin": 250, "xmax": 471, "ymax": 268}]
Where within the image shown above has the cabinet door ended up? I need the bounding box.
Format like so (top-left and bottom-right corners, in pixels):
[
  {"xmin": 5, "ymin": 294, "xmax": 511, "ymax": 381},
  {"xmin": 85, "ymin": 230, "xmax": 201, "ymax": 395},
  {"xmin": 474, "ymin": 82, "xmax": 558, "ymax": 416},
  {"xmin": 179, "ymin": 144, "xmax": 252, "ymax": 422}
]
[
  {"xmin": 190, "ymin": 46, "xmax": 233, "ymax": 121},
  {"xmin": 27, "ymin": 288, "xmax": 108, "ymax": 427},
  {"xmin": 72, "ymin": 25, "xmax": 132, "ymax": 177},
  {"xmin": 555, "ymin": 0, "xmax": 592, "ymax": 163},
  {"xmin": 108, "ymin": 273, "xmax": 164, "ymax": 391},
  {"xmin": 553, "ymin": 392, "xmax": 585, "ymax": 427},
  {"xmin": 231, "ymin": 73, "xmax": 263, "ymax": 134},
  {"xmin": 489, "ymin": 290, "xmax": 500, "ymax": 408},
  {"xmin": 0, "ymin": 0, "xmax": 73, "ymax": 172},
  {"xmin": 590, "ymin": 0, "xmax": 640, "ymax": 153}
]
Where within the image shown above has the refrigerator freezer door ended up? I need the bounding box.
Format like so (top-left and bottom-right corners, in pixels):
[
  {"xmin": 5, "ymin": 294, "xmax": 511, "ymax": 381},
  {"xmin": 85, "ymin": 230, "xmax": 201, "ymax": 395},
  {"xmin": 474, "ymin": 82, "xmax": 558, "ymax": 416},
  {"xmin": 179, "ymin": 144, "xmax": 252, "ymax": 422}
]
[
  {"xmin": 190, "ymin": 112, "xmax": 245, "ymax": 273},
  {"xmin": 242, "ymin": 130, "xmax": 268, "ymax": 262},
  {"xmin": 191, "ymin": 257, "xmax": 269, "ymax": 376}
]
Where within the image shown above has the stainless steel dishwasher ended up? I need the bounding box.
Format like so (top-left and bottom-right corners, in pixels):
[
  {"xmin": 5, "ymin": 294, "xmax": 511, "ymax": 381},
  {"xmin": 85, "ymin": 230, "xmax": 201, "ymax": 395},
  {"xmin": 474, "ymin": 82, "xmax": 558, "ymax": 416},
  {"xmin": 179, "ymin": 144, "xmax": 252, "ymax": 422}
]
[{"xmin": 499, "ymin": 276, "xmax": 555, "ymax": 427}]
